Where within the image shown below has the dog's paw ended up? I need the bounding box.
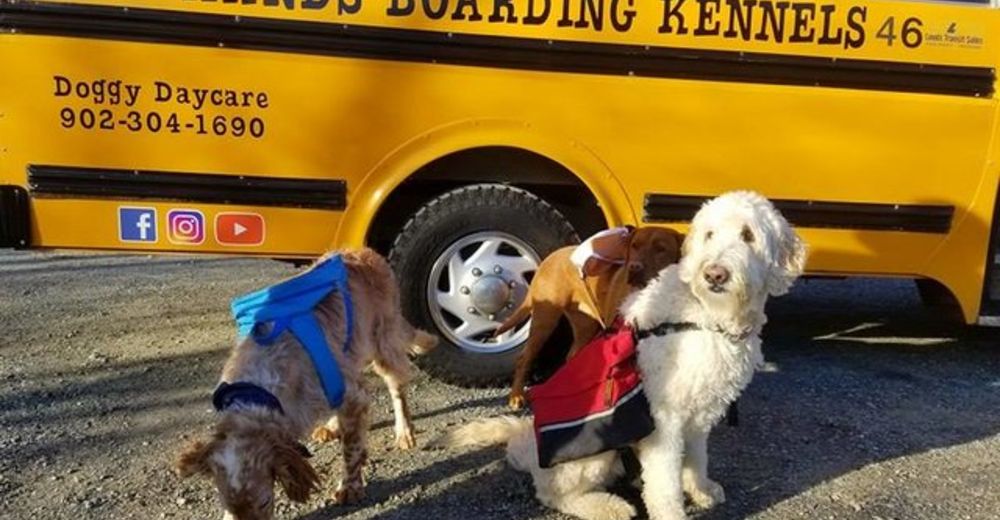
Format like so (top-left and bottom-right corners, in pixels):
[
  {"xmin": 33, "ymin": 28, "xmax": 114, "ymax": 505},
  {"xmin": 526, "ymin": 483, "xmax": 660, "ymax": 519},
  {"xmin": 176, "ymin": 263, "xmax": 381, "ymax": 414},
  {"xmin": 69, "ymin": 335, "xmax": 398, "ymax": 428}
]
[
  {"xmin": 508, "ymin": 393, "xmax": 526, "ymax": 411},
  {"xmin": 599, "ymin": 497, "xmax": 636, "ymax": 520},
  {"xmin": 557, "ymin": 492, "xmax": 636, "ymax": 520},
  {"xmin": 640, "ymin": 500, "xmax": 687, "ymax": 520},
  {"xmin": 332, "ymin": 482, "xmax": 365, "ymax": 505},
  {"xmin": 310, "ymin": 425, "xmax": 340, "ymax": 444},
  {"xmin": 395, "ymin": 428, "xmax": 416, "ymax": 450},
  {"xmin": 688, "ymin": 479, "xmax": 725, "ymax": 509}
]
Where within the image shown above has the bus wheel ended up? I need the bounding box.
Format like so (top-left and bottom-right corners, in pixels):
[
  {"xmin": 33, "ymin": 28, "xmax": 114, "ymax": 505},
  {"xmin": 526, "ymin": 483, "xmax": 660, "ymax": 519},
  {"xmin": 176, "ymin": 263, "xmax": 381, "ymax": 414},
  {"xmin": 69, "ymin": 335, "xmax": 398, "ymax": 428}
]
[{"xmin": 389, "ymin": 184, "xmax": 578, "ymax": 387}]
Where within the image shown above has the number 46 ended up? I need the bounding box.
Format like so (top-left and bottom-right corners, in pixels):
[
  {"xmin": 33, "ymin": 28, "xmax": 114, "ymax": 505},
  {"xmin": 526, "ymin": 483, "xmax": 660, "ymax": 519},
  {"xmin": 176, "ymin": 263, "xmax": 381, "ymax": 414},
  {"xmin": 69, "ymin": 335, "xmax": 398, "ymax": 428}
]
[{"xmin": 877, "ymin": 16, "xmax": 924, "ymax": 49}]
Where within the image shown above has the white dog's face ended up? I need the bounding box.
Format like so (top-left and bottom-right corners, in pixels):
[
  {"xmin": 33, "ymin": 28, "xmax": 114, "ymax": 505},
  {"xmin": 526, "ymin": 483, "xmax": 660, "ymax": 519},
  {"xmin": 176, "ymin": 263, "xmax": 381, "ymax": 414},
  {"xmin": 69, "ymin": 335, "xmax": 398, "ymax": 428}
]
[{"xmin": 679, "ymin": 191, "xmax": 807, "ymax": 325}]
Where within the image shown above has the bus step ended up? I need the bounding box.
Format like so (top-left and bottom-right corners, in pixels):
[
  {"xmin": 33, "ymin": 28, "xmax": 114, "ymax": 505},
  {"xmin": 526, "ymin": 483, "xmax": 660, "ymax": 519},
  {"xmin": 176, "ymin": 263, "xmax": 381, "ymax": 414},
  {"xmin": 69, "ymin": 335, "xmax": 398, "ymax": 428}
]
[{"xmin": 0, "ymin": 186, "xmax": 30, "ymax": 249}]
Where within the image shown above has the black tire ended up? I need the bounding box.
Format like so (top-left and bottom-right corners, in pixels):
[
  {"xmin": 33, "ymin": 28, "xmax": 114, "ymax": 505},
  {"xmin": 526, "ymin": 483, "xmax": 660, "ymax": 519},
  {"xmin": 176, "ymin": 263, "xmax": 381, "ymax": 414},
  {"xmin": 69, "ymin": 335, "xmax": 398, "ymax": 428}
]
[{"xmin": 389, "ymin": 184, "xmax": 578, "ymax": 387}]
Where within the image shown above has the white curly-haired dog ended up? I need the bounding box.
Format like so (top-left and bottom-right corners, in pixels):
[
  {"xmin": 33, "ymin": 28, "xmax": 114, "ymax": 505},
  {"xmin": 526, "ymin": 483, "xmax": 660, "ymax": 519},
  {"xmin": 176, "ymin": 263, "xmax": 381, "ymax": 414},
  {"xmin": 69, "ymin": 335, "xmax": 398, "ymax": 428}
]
[{"xmin": 439, "ymin": 191, "xmax": 807, "ymax": 520}]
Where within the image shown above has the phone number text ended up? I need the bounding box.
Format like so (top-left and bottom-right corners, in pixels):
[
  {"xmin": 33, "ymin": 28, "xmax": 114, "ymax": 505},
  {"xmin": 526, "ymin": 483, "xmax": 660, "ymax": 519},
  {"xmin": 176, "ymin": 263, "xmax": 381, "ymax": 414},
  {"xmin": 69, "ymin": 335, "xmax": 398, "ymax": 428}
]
[{"xmin": 59, "ymin": 107, "xmax": 265, "ymax": 139}]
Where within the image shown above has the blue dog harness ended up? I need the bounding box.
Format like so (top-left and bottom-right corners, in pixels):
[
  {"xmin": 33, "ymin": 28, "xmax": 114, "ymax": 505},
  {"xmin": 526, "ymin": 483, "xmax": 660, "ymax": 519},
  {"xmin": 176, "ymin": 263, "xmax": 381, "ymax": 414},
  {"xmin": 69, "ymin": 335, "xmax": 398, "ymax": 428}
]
[{"xmin": 225, "ymin": 255, "xmax": 355, "ymax": 409}]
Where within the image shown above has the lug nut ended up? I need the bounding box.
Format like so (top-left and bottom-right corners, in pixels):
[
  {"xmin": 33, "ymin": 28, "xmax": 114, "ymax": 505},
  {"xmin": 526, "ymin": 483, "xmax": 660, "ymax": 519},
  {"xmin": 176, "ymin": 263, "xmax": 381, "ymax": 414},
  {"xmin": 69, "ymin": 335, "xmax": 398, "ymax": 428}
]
[
  {"xmin": 472, "ymin": 268, "xmax": 482, "ymax": 277},
  {"xmin": 467, "ymin": 307, "xmax": 477, "ymax": 314},
  {"xmin": 508, "ymin": 281, "xmax": 517, "ymax": 288},
  {"xmin": 493, "ymin": 265, "xmax": 503, "ymax": 274},
  {"xmin": 506, "ymin": 303, "xmax": 514, "ymax": 309},
  {"xmin": 488, "ymin": 314, "xmax": 496, "ymax": 321},
  {"xmin": 460, "ymin": 286, "xmax": 471, "ymax": 295}
]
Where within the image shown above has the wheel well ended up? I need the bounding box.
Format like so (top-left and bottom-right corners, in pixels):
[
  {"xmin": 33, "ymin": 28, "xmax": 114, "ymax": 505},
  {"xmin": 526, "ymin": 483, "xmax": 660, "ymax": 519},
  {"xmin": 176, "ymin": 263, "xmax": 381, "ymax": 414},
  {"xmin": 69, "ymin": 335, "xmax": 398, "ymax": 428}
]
[{"xmin": 366, "ymin": 147, "xmax": 608, "ymax": 255}]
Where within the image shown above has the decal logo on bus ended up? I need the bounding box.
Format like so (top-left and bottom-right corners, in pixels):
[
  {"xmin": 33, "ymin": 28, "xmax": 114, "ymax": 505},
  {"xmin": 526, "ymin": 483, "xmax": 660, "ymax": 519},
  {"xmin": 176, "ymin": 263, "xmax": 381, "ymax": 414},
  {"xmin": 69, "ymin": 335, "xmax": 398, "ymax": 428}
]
[
  {"xmin": 118, "ymin": 207, "xmax": 157, "ymax": 243},
  {"xmin": 216, "ymin": 213, "xmax": 265, "ymax": 246},
  {"xmin": 167, "ymin": 209, "xmax": 205, "ymax": 245},
  {"xmin": 926, "ymin": 21, "xmax": 984, "ymax": 49}
]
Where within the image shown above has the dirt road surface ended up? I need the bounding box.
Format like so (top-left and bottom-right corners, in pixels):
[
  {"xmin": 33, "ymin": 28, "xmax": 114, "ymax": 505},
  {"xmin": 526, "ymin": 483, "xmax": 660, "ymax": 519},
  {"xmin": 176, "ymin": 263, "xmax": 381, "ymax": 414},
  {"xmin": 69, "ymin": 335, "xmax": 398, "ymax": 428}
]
[{"xmin": 1, "ymin": 250, "xmax": 998, "ymax": 519}]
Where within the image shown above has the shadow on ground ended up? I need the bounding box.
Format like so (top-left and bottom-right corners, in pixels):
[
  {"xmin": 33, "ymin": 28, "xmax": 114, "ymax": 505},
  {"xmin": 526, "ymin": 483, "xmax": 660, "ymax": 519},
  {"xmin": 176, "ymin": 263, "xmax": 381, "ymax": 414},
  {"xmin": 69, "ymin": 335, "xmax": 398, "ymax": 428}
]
[
  {"xmin": 0, "ymin": 348, "xmax": 228, "ymax": 467},
  {"xmin": 698, "ymin": 278, "xmax": 1000, "ymax": 518}
]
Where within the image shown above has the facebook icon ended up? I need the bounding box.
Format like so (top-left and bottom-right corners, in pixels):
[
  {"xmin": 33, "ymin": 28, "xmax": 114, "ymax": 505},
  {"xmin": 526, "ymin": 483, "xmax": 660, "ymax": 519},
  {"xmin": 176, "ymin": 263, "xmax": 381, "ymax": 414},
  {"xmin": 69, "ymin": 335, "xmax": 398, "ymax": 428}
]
[{"xmin": 119, "ymin": 207, "xmax": 158, "ymax": 243}]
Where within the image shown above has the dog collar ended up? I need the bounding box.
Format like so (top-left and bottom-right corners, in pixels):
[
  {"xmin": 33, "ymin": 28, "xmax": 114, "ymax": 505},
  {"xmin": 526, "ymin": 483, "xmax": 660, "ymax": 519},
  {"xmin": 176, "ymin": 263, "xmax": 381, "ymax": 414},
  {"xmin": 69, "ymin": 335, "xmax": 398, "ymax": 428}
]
[
  {"xmin": 213, "ymin": 381, "xmax": 285, "ymax": 415},
  {"xmin": 210, "ymin": 382, "xmax": 315, "ymax": 459},
  {"xmin": 633, "ymin": 321, "xmax": 701, "ymax": 341},
  {"xmin": 634, "ymin": 321, "xmax": 754, "ymax": 343}
]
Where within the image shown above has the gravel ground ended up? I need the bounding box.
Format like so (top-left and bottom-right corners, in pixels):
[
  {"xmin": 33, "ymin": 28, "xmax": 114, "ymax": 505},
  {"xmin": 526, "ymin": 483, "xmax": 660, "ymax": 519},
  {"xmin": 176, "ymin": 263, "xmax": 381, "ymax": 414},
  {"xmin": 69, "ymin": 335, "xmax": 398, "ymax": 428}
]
[{"xmin": 0, "ymin": 250, "xmax": 998, "ymax": 520}]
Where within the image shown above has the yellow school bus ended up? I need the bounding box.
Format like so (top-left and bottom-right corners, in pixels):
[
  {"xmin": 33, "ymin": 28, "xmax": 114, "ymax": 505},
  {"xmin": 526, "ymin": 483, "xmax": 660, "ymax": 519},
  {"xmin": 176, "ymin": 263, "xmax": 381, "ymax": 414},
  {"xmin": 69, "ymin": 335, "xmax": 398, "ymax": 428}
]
[{"xmin": 1, "ymin": 0, "xmax": 998, "ymax": 384}]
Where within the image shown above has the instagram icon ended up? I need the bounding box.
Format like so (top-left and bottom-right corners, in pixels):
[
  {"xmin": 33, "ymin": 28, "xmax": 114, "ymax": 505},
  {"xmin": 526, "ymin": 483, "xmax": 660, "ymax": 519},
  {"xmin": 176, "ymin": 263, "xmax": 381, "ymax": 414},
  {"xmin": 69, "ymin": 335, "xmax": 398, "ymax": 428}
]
[{"xmin": 167, "ymin": 209, "xmax": 205, "ymax": 245}]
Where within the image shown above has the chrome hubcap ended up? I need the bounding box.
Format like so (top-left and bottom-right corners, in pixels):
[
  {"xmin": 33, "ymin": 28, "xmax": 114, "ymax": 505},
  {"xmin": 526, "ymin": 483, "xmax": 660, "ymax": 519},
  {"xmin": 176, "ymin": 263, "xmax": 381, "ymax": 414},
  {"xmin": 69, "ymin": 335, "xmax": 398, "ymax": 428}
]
[
  {"xmin": 427, "ymin": 232, "xmax": 539, "ymax": 354},
  {"xmin": 471, "ymin": 276, "xmax": 511, "ymax": 315}
]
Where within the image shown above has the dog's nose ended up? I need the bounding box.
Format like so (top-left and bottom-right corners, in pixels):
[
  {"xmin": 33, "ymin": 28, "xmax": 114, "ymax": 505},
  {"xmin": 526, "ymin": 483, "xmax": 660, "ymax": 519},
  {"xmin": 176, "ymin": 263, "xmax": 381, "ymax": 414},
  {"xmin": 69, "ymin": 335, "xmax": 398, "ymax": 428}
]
[
  {"xmin": 704, "ymin": 265, "xmax": 730, "ymax": 285},
  {"xmin": 628, "ymin": 261, "xmax": 642, "ymax": 272}
]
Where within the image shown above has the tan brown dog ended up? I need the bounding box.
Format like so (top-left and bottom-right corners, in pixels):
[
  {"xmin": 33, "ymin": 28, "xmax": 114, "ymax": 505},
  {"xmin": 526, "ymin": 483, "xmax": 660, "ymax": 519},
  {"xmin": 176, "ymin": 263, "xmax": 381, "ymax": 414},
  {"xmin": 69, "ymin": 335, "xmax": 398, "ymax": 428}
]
[
  {"xmin": 498, "ymin": 226, "xmax": 683, "ymax": 410},
  {"xmin": 175, "ymin": 248, "xmax": 437, "ymax": 520}
]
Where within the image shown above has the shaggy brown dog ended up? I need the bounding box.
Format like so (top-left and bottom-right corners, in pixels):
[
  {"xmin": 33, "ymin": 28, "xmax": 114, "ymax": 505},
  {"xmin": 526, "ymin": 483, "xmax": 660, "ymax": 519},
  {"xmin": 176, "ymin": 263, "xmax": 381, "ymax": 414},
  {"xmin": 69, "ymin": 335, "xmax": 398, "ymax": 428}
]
[
  {"xmin": 175, "ymin": 248, "xmax": 436, "ymax": 520},
  {"xmin": 499, "ymin": 226, "xmax": 683, "ymax": 410}
]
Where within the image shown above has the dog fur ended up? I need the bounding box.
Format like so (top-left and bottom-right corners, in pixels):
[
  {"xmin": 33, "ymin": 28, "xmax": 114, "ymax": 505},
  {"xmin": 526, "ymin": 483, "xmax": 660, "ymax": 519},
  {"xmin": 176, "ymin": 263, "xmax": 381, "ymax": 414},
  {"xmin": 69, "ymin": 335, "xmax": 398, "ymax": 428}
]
[
  {"xmin": 175, "ymin": 248, "xmax": 437, "ymax": 520},
  {"xmin": 439, "ymin": 191, "xmax": 806, "ymax": 520},
  {"xmin": 499, "ymin": 226, "xmax": 683, "ymax": 410}
]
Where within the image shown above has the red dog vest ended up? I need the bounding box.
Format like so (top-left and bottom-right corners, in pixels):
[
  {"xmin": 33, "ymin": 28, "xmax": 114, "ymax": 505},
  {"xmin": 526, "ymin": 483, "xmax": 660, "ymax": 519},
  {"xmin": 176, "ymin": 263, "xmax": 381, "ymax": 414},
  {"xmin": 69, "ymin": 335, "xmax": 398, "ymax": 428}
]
[{"xmin": 527, "ymin": 322, "xmax": 654, "ymax": 468}]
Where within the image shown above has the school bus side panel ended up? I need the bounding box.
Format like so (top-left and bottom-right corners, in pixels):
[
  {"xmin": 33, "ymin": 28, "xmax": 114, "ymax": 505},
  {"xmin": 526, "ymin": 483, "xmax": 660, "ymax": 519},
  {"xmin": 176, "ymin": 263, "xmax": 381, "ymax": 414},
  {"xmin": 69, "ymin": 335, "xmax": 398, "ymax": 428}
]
[
  {"xmin": 0, "ymin": 36, "xmax": 369, "ymax": 257},
  {"xmin": 1, "ymin": 0, "xmax": 998, "ymax": 323},
  {"xmin": 2, "ymin": 31, "xmax": 997, "ymax": 309},
  {"xmin": 599, "ymin": 80, "xmax": 996, "ymax": 321}
]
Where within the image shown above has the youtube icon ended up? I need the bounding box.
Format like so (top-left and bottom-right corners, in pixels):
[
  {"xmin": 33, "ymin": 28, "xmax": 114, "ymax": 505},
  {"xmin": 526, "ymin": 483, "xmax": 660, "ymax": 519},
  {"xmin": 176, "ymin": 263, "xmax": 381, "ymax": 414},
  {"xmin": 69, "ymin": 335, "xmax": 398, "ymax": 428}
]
[{"xmin": 215, "ymin": 213, "xmax": 265, "ymax": 246}]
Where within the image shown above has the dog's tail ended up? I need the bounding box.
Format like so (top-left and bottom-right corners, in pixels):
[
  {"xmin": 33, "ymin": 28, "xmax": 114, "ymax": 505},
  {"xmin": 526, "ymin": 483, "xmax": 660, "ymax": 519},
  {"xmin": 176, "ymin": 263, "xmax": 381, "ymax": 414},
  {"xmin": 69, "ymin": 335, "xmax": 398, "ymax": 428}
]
[
  {"xmin": 493, "ymin": 296, "xmax": 532, "ymax": 337},
  {"xmin": 408, "ymin": 328, "xmax": 439, "ymax": 356},
  {"xmin": 432, "ymin": 416, "xmax": 531, "ymax": 450}
]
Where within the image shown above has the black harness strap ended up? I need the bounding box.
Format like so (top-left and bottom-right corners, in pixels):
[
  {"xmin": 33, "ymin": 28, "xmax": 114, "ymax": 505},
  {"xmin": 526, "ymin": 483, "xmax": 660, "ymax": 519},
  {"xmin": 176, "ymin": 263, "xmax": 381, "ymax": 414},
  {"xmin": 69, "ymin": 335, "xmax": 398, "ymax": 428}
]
[{"xmin": 633, "ymin": 321, "xmax": 701, "ymax": 341}]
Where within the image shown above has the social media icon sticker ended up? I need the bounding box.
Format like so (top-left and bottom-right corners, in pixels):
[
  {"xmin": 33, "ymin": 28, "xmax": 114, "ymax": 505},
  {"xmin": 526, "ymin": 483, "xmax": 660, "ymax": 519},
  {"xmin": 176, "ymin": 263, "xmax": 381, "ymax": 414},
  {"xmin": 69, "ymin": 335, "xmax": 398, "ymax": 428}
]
[
  {"xmin": 215, "ymin": 213, "xmax": 265, "ymax": 246},
  {"xmin": 119, "ymin": 207, "xmax": 157, "ymax": 243},
  {"xmin": 167, "ymin": 209, "xmax": 205, "ymax": 245}
]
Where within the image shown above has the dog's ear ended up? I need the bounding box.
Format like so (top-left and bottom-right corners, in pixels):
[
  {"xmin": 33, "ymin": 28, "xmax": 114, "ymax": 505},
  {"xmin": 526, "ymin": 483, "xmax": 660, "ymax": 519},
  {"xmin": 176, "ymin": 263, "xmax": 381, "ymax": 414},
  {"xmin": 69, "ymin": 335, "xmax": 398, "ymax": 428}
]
[
  {"xmin": 274, "ymin": 439, "xmax": 321, "ymax": 503},
  {"xmin": 175, "ymin": 438, "xmax": 216, "ymax": 478},
  {"xmin": 666, "ymin": 229, "xmax": 685, "ymax": 264},
  {"xmin": 620, "ymin": 228, "xmax": 638, "ymax": 273},
  {"xmin": 577, "ymin": 226, "xmax": 634, "ymax": 277},
  {"xmin": 767, "ymin": 218, "xmax": 808, "ymax": 297}
]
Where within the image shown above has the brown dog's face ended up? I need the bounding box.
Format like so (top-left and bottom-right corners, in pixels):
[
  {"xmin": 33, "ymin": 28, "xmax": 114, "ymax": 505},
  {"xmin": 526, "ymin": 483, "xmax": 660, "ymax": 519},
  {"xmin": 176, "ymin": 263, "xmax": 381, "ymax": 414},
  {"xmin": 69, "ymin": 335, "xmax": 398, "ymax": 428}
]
[
  {"xmin": 625, "ymin": 227, "xmax": 683, "ymax": 287},
  {"xmin": 176, "ymin": 431, "xmax": 319, "ymax": 520}
]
